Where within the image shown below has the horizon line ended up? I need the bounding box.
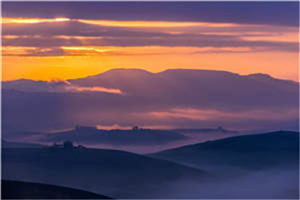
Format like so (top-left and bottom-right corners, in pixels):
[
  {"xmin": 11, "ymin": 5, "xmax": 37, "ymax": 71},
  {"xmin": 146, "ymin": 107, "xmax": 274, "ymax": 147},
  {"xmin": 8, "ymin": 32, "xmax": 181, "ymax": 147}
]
[{"xmin": 2, "ymin": 67, "xmax": 298, "ymax": 83}]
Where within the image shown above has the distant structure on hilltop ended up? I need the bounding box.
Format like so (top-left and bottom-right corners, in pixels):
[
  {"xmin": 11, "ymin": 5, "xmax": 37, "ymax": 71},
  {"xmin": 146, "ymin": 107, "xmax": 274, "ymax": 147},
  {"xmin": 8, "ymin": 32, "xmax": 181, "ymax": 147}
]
[
  {"xmin": 217, "ymin": 126, "xmax": 225, "ymax": 132},
  {"xmin": 172, "ymin": 126, "xmax": 238, "ymax": 134},
  {"xmin": 51, "ymin": 141, "xmax": 85, "ymax": 149},
  {"xmin": 75, "ymin": 125, "xmax": 97, "ymax": 132},
  {"xmin": 63, "ymin": 141, "xmax": 74, "ymax": 149}
]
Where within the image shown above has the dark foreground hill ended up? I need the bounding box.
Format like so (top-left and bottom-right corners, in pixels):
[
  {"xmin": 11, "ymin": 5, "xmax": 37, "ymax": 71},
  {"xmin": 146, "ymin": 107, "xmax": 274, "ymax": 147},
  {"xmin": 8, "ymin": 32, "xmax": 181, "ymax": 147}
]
[
  {"xmin": 2, "ymin": 180, "xmax": 111, "ymax": 199},
  {"xmin": 151, "ymin": 131, "xmax": 299, "ymax": 171},
  {"xmin": 2, "ymin": 146, "xmax": 209, "ymax": 198}
]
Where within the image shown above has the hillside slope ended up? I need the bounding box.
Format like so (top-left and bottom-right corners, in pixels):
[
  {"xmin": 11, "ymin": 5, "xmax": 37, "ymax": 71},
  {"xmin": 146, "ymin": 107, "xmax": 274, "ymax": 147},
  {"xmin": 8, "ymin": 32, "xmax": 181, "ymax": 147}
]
[
  {"xmin": 2, "ymin": 147, "xmax": 209, "ymax": 198},
  {"xmin": 2, "ymin": 180, "xmax": 111, "ymax": 199},
  {"xmin": 152, "ymin": 131, "xmax": 299, "ymax": 170}
]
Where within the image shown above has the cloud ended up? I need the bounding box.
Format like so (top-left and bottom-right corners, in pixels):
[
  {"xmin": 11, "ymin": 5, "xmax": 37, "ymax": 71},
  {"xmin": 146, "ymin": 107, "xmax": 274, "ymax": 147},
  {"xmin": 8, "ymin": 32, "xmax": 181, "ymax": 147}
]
[
  {"xmin": 2, "ymin": 32, "xmax": 298, "ymax": 57},
  {"xmin": 142, "ymin": 108, "xmax": 299, "ymax": 127},
  {"xmin": 96, "ymin": 124, "xmax": 132, "ymax": 130},
  {"xmin": 77, "ymin": 19, "xmax": 236, "ymax": 28},
  {"xmin": 64, "ymin": 86, "xmax": 123, "ymax": 94},
  {"xmin": 3, "ymin": 47, "xmax": 65, "ymax": 57},
  {"xmin": 2, "ymin": 2, "xmax": 299, "ymax": 27},
  {"xmin": 2, "ymin": 17, "xmax": 70, "ymax": 24},
  {"xmin": 2, "ymin": 79, "xmax": 124, "ymax": 94},
  {"xmin": 2, "ymin": 17, "xmax": 298, "ymax": 57},
  {"xmin": 1, "ymin": 20, "xmax": 168, "ymax": 37}
]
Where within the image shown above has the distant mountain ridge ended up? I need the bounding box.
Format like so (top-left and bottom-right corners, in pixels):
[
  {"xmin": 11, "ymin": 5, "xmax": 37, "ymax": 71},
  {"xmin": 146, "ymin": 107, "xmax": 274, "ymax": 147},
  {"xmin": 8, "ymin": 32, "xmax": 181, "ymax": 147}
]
[
  {"xmin": 2, "ymin": 140, "xmax": 46, "ymax": 149},
  {"xmin": 68, "ymin": 68, "xmax": 299, "ymax": 95},
  {"xmin": 172, "ymin": 126, "xmax": 238, "ymax": 134},
  {"xmin": 2, "ymin": 125, "xmax": 241, "ymax": 154},
  {"xmin": 41, "ymin": 126, "xmax": 187, "ymax": 145},
  {"xmin": 3, "ymin": 68, "xmax": 298, "ymax": 92},
  {"xmin": 2, "ymin": 68, "xmax": 299, "ymax": 132}
]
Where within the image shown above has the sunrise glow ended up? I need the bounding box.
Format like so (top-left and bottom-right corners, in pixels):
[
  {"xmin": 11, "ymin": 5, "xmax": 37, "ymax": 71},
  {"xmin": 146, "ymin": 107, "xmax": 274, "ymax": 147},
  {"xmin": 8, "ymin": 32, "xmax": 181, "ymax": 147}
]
[{"xmin": 1, "ymin": 2, "xmax": 299, "ymax": 82}]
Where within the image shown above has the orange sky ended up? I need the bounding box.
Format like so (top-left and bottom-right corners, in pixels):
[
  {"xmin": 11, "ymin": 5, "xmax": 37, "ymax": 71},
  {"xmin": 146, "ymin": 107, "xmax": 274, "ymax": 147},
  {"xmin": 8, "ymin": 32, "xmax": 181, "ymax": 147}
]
[{"xmin": 1, "ymin": 17, "xmax": 299, "ymax": 81}]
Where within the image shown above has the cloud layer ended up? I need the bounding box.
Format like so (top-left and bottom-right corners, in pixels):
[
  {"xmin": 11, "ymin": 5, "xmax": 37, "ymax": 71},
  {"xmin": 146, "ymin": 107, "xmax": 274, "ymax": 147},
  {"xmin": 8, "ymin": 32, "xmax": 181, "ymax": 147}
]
[
  {"xmin": 2, "ymin": 18, "xmax": 299, "ymax": 57},
  {"xmin": 2, "ymin": 2, "xmax": 299, "ymax": 26}
]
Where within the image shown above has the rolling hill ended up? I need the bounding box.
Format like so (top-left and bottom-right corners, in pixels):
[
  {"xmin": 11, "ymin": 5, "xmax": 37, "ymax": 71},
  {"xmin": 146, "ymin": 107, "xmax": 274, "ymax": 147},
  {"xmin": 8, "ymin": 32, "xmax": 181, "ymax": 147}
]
[
  {"xmin": 2, "ymin": 140, "xmax": 46, "ymax": 149},
  {"xmin": 149, "ymin": 131, "xmax": 299, "ymax": 199},
  {"xmin": 2, "ymin": 146, "xmax": 210, "ymax": 198},
  {"xmin": 2, "ymin": 131, "xmax": 299, "ymax": 199},
  {"xmin": 151, "ymin": 131, "xmax": 299, "ymax": 170},
  {"xmin": 2, "ymin": 180, "xmax": 111, "ymax": 199}
]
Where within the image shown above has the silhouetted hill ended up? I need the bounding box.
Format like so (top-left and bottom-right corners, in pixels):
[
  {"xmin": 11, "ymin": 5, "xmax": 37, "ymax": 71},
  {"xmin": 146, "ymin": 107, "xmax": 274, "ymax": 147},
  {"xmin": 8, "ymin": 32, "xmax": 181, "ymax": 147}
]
[
  {"xmin": 41, "ymin": 126, "xmax": 186, "ymax": 145},
  {"xmin": 172, "ymin": 127, "xmax": 238, "ymax": 134},
  {"xmin": 149, "ymin": 131, "xmax": 299, "ymax": 199},
  {"xmin": 2, "ymin": 146, "xmax": 209, "ymax": 198},
  {"xmin": 2, "ymin": 180, "xmax": 111, "ymax": 199},
  {"xmin": 151, "ymin": 131, "xmax": 299, "ymax": 170},
  {"xmin": 69, "ymin": 68, "xmax": 299, "ymax": 101},
  {"xmin": 2, "ymin": 140, "xmax": 45, "ymax": 149}
]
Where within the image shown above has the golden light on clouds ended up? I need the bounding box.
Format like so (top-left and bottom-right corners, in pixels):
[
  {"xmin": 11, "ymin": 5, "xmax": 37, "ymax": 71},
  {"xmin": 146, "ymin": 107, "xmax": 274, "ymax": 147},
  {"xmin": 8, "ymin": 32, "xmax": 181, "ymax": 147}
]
[
  {"xmin": 147, "ymin": 108, "xmax": 298, "ymax": 121},
  {"xmin": 1, "ymin": 17, "xmax": 70, "ymax": 24},
  {"xmin": 61, "ymin": 46, "xmax": 114, "ymax": 53},
  {"xmin": 2, "ymin": 46, "xmax": 37, "ymax": 56},
  {"xmin": 65, "ymin": 85, "xmax": 123, "ymax": 94},
  {"xmin": 77, "ymin": 19, "xmax": 237, "ymax": 28},
  {"xmin": 241, "ymin": 33, "xmax": 299, "ymax": 43},
  {"xmin": 54, "ymin": 18, "xmax": 70, "ymax": 22},
  {"xmin": 1, "ymin": 17, "xmax": 236, "ymax": 28},
  {"xmin": 1, "ymin": 16, "xmax": 298, "ymax": 82}
]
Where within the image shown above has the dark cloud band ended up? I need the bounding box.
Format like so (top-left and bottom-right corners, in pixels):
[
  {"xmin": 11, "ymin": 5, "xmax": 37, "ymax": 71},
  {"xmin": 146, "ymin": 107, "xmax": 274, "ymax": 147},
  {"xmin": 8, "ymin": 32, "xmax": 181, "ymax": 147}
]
[{"xmin": 2, "ymin": 2, "xmax": 299, "ymax": 27}]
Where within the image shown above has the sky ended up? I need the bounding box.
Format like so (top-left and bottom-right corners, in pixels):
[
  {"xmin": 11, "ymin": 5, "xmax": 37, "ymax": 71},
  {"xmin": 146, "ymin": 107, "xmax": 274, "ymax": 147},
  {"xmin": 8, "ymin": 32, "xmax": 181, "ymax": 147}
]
[{"xmin": 1, "ymin": 2, "xmax": 299, "ymax": 81}]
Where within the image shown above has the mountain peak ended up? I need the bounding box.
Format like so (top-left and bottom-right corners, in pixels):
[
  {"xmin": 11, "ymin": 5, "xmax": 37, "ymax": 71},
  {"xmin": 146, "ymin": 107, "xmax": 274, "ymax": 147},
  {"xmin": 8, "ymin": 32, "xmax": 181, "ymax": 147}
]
[
  {"xmin": 246, "ymin": 73, "xmax": 273, "ymax": 80},
  {"xmin": 98, "ymin": 68, "xmax": 153, "ymax": 77},
  {"xmin": 158, "ymin": 68, "xmax": 240, "ymax": 79}
]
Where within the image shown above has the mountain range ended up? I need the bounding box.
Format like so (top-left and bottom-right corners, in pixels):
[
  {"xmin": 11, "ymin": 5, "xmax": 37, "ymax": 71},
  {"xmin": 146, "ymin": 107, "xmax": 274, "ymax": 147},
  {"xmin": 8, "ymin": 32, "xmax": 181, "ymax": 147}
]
[{"xmin": 2, "ymin": 68, "xmax": 299, "ymax": 133}]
